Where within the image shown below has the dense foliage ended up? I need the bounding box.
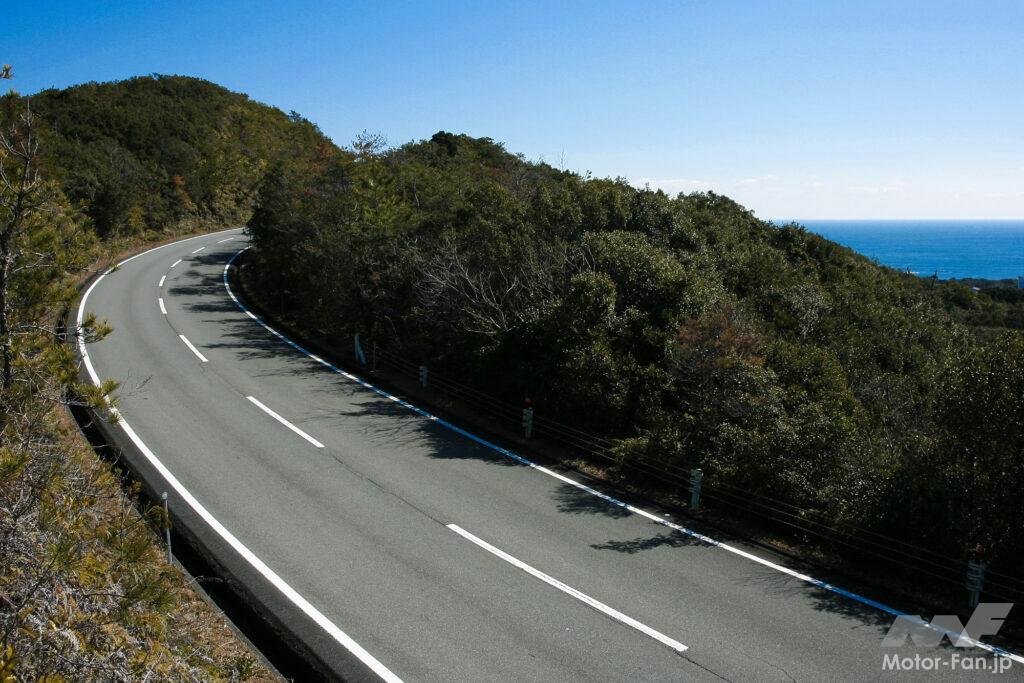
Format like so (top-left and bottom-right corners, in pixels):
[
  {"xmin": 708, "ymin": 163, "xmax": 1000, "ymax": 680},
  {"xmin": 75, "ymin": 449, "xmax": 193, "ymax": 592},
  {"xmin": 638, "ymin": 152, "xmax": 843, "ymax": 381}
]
[
  {"xmin": 26, "ymin": 75, "xmax": 333, "ymax": 238},
  {"xmin": 942, "ymin": 280, "xmax": 1024, "ymax": 332},
  {"xmin": 248, "ymin": 132, "xmax": 1024, "ymax": 582}
]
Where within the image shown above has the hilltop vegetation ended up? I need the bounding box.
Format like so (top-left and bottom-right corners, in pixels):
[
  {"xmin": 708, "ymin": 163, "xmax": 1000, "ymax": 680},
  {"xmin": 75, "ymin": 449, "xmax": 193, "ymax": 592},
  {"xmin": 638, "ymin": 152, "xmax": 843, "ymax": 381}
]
[
  {"xmin": 248, "ymin": 132, "xmax": 1024, "ymax": 582},
  {"xmin": 25, "ymin": 75, "xmax": 333, "ymax": 237}
]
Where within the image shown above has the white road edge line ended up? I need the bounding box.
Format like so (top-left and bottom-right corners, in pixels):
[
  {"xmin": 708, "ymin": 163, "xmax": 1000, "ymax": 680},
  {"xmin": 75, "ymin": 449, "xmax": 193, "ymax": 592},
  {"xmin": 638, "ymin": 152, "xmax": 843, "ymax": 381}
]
[
  {"xmin": 158, "ymin": 275, "xmax": 166, "ymax": 287},
  {"xmin": 170, "ymin": 259, "xmax": 182, "ymax": 268},
  {"xmin": 178, "ymin": 335, "xmax": 209, "ymax": 363},
  {"xmin": 223, "ymin": 246, "xmax": 1024, "ymax": 665},
  {"xmin": 448, "ymin": 524, "xmax": 688, "ymax": 653},
  {"xmin": 78, "ymin": 229, "xmax": 402, "ymax": 683},
  {"xmin": 158, "ymin": 298, "xmax": 167, "ymax": 315},
  {"xmin": 246, "ymin": 396, "xmax": 325, "ymax": 448}
]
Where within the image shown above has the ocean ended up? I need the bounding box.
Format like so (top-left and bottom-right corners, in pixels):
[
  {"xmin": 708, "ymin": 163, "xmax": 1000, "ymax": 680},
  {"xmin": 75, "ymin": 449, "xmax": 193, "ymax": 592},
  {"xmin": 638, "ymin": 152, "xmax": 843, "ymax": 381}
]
[{"xmin": 780, "ymin": 220, "xmax": 1024, "ymax": 281}]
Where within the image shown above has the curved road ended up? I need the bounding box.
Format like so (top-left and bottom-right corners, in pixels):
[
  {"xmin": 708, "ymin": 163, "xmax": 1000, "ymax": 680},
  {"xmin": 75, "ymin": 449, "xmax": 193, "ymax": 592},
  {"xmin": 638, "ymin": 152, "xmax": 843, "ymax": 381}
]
[{"xmin": 78, "ymin": 229, "xmax": 1021, "ymax": 681}]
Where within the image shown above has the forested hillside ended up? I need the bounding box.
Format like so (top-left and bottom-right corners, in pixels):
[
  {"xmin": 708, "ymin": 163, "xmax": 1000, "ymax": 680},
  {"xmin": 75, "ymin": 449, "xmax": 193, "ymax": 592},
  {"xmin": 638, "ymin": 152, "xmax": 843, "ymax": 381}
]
[
  {"xmin": 27, "ymin": 75, "xmax": 333, "ymax": 237},
  {"xmin": 248, "ymin": 132, "xmax": 1024, "ymax": 584}
]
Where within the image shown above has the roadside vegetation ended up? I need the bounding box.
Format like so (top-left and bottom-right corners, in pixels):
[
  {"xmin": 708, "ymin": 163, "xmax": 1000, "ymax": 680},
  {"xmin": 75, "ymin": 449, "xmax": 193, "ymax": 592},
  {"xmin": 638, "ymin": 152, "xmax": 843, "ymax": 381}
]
[
  {"xmin": 0, "ymin": 73, "xmax": 328, "ymax": 679},
  {"xmin": 246, "ymin": 131, "xmax": 1024, "ymax": 589}
]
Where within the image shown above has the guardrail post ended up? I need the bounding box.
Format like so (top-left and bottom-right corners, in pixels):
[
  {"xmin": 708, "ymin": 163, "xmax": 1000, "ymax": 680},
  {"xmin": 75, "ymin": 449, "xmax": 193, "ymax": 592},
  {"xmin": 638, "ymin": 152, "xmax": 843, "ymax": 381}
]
[
  {"xmin": 966, "ymin": 560, "xmax": 986, "ymax": 609},
  {"xmin": 162, "ymin": 491, "xmax": 171, "ymax": 563},
  {"xmin": 690, "ymin": 468, "xmax": 703, "ymax": 510},
  {"xmin": 522, "ymin": 407, "xmax": 534, "ymax": 438},
  {"xmin": 419, "ymin": 365, "xmax": 428, "ymax": 388}
]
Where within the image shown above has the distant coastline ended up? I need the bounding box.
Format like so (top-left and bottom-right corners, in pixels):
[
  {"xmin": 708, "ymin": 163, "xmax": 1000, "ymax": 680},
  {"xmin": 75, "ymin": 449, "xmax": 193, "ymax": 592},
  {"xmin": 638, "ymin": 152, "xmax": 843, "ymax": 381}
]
[
  {"xmin": 778, "ymin": 219, "xmax": 1024, "ymax": 282},
  {"xmin": 946, "ymin": 276, "xmax": 1019, "ymax": 289}
]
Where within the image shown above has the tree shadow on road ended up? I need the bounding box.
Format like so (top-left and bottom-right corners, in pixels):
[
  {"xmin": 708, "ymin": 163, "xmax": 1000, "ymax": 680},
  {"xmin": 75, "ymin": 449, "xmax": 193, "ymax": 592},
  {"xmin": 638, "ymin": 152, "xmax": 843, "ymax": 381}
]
[
  {"xmin": 590, "ymin": 529, "xmax": 710, "ymax": 553},
  {"xmin": 324, "ymin": 391, "xmax": 523, "ymax": 468},
  {"xmin": 553, "ymin": 482, "xmax": 632, "ymax": 519},
  {"xmin": 583, "ymin": 516, "xmax": 994, "ymax": 655}
]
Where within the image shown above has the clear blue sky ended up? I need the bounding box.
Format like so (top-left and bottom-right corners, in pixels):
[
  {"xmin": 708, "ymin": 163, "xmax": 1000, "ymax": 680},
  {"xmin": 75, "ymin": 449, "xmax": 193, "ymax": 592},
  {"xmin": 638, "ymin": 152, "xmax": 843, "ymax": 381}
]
[{"xmin": 6, "ymin": 1, "xmax": 1023, "ymax": 219}]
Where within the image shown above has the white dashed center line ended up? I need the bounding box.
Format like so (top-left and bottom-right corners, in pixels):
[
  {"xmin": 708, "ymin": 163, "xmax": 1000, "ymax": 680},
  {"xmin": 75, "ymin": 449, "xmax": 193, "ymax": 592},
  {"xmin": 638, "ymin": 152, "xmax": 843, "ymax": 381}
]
[
  {"xmin": 246, "ymin": 396, "xmax": 325, "ymax": 448},
  {"xmin": 447, "ymin": 523, "xmax": 689, "ymax": 654},
  {"xmin": 179, "ymin": 334, "xmax": 208, "ymax": 363}
]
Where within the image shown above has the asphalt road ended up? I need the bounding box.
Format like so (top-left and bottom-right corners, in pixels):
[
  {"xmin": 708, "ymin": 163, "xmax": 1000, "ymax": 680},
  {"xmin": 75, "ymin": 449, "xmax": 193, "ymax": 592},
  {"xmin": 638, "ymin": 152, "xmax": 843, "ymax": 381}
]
[{"xmin": 78, "ymin": 228, "xmax": 1022, "ymax": 681}]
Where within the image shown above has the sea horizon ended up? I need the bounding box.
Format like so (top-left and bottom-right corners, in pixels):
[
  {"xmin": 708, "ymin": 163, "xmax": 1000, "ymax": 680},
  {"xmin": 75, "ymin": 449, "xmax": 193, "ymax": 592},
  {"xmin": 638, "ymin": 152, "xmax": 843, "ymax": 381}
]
[{"xmin": 771, "ymin": 219, "xmax": 1024, "ymax": 281}]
